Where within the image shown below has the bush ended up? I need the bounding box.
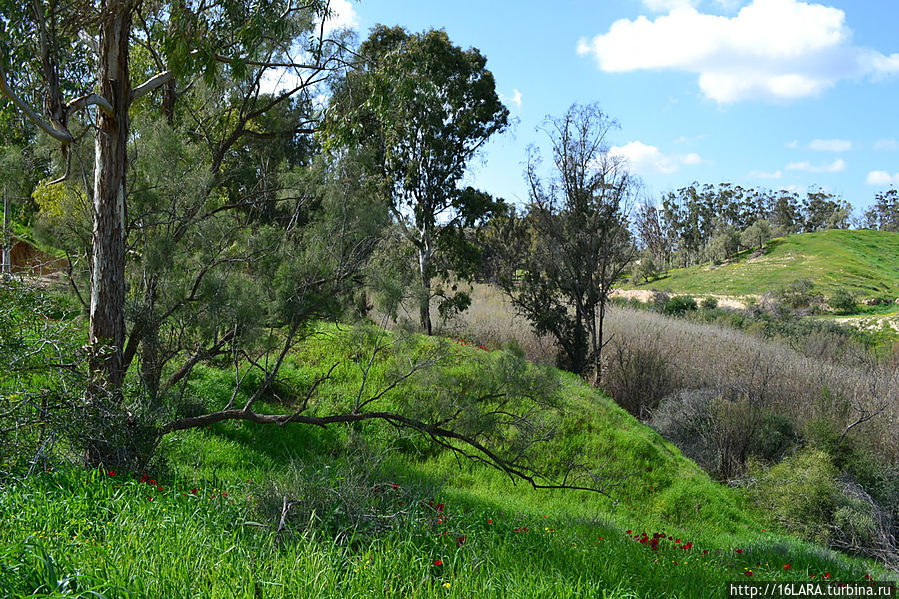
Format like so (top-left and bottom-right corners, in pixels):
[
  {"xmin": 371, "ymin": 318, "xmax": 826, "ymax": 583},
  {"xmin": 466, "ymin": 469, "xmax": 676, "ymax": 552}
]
[
  {"xmin": 750, "ymin": 449, "xmax": 839, "ymax": 544},
  {"xmin": 777, "ymin": 278, "xmax": 816, "ymax": 309},
  {"xmin": 700, "ymin": 296, "xmax": 718, "ymax": 310},
  {"xmin": 827, "ymin": 288, "xmax": 856, "ymax": 314},
  {"xmin": 603, "ymin": 340, "xmax": 676, "ymax": 419},
  {"xmin": 663, "ymin": 295, "xmax": 697, "ymax": 316},
  {"xmin": 748, "ymin": 412, "xmax": 799, "ymax": 463}
]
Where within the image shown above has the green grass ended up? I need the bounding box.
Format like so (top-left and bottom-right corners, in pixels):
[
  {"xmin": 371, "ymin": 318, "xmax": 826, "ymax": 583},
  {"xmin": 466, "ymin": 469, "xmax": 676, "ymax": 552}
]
[
  {"xmin": 1, "ymin": 325, "xmax": 894, "ymax": 598},
  {"xmin": 628, "ymin": 230, "xmax": 899, "ymax": 301}
]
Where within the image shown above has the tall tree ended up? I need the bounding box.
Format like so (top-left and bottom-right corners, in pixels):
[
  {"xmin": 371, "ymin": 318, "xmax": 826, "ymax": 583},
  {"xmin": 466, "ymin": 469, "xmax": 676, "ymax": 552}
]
[
  {"xmin": 864, "ymin": 188, "xmax": 899, "ymax": 232},
  {"xmin": 495, "ymin": 104, "xmax": 636, "ymax": 381},
  {"xmin": 0, "ymin": 0, "xmax": 338, "ymax": 393},
  {"xmin": 326, "ymin": 25, "xmax": 509, "ymax": 335}
]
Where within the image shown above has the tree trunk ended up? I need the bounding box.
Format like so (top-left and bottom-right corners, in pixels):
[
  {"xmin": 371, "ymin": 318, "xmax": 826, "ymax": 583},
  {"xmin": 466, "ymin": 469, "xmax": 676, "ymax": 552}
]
[
  {"xmin": 418, "ymin": 240, "xmax": 433, "ymax": 336},
  {"xmin": 2, "ymin": 189, "xmax": 9, "ymax": 275},
  {"xmin": 88, "ymin": 2, "xmax": 133, "ymax": 392}
]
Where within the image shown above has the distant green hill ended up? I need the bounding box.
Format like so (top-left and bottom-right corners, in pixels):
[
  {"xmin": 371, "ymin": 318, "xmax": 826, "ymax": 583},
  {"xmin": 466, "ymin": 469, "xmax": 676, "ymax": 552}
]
[{"xmin": 633, "ymin": 229, "xmax": 899, "ymax": 299}]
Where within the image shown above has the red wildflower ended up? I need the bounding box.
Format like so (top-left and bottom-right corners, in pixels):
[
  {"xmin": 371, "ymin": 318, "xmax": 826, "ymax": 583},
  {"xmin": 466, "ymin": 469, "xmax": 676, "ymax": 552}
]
[
  {"xmin": 433, "ymin": 560, "xmax": 443, "ymax": 566},
  {"xmin": 436, "ymin": 503, "xmax": 444, "ymax": 512},
  {"xmin": 783, "ymin": 564, "xmax": 791, "ymax": 570},
  {"xmin": 598, "ymin": 537, "xmax": 603, "ymax": 541},
  {"xmin": 676, "ymin": 538, "xmax": 681, "ymax": 543},
  {"xmin": 108, "ymin": 470, "xmax": 116, "ymax": 476},
  {"xmin": 392, "ymin": 483, "xmax": 399, "ymax": 490},
  {"xmin": 736, "ymin": 549, "xmax": 743, "ymax": 554},
  {"xmin": 824, "ymin": 573, "xmax": 830, "ymax": 579},
  {"xmin": 487, "ymin": 519, "xmax": 492, "ymax": 525},
  {"xmin": 148, "ymin": 496, "xmax": 154, "ymax": 501},
  {"xmin": 668, "ymin": 536, "xmax": 673, "ymax": 540},
  {"xmin": 745, "ymin": 570, "xmax": 753, "ymax": 577},
  {"xmin": 456, "ymin": 536, "xmax": 466, "ymax": 546},
  {"xmin": 626, "ymin": 530, "xmax": 632, "ymax": 534},
  {"xmin": 514, "ymin": 527, "xmax": 521, "ymax": 532},
  {"xmin": 157, "ymin": 486, "xmax": 163, "ymax": 491},
  {"xmin": 149, "ymin": 478, "xmax": 157, "ymax": 485},
  {"xmin": 703, "ymin": 550, "xmax": 709, "ymax": 555},
  {"xmin": 190, "ymin": 487, "xmax": 197, "ymax": 495},
  {"xmin": 397, "ymin": 501, "xmax": 403, "ymax": 506}
]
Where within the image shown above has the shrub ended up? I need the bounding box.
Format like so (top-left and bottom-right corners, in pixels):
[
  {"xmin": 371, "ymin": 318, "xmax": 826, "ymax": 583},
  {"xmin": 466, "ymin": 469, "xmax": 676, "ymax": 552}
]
[
  {"xmin": 663, "ymin": 295, "xmax": 697, "ymax": 316},
  {"xmin": 827, "ymin": 288, "xmax": 856, "ymax": 314},
  {"xmin": 700, "ymin": 296, "xmax": 718, "ymax": 310},
  {"xmin": 750, "ymin": 449, "xmax": 839, "ymax": 544},
  {"xmin": 603, "ymin": 339, "xmax": 676, "ymax": 419},
  {"xmin": 777, "ymin": 278, "xmax": 816, "ymax": 309},
  {"xmin": 748, "ymin": 412, "xmax": 799, "ymax": 463}
]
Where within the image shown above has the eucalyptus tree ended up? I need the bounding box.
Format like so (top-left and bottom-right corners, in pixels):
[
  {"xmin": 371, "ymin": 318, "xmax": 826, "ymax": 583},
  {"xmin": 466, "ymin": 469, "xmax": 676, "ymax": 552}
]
[
  {"xmin": 0, "ymin": 0, "xmax": 342, "ymax": 393},
  {"xmin": 326, "ymin": 25, "xmax": 509, "ymax": 335}
]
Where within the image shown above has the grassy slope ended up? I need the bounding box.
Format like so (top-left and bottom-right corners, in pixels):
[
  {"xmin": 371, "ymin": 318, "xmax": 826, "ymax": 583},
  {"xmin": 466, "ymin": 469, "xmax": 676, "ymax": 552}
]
[
  {"xmin": 630, "ymin": 230, "xmax": 899, "ymax": 300},
  {"xmin": 1, "ymin": 327, "xmax": 893, "ymax": 598}
]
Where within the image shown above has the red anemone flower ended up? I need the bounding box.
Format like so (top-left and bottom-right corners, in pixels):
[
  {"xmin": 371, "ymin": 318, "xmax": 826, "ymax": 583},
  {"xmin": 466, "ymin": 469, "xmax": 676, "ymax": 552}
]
[{"xmin": 433, "ymin": 560, "xmax": 443, "ymax": 566}]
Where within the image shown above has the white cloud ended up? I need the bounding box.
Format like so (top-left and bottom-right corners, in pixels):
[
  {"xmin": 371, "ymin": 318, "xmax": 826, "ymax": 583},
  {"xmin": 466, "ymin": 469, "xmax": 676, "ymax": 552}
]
[
  {"xmin": 500, "ymin": 88, "xmax": 523, "ymax": 108},
  {"xmin": 785, "ymin": 158, "xmax": 846, "ymax": 173},
  {"xmin": 873, "ymin": 138, "xmax": 899, "ymax": 151},
  {"xmin": 785, "ymin": 140, "xmax": 799, "ymax": 149},
  {"xmin": 322, "ymin": 0, "xmax": 359, "ymax": 35},
  {"xmin": 750, "ymin": 169, "xmax": 783, "ymax": 179},
  {"xmin": 866, "ymin": 170, "xmax": 899, "ymax": 185},
  {"xmin": 578, "ymin": 0, "xmax": 899, "ymax": 103},
  {"xmin": 807, "ymin": 138, "xmax": 852, "ymax": 152},
  {"xmin": 610, "ymin": 141, "xmax": 703, "ymax": 175},
  {"xmin": 673, "ymin": 133, "xmax": 707, "ymax": 144},
  {"xmin": 642, "ymin": 0, "xmax": 699, "ymax": 11}
]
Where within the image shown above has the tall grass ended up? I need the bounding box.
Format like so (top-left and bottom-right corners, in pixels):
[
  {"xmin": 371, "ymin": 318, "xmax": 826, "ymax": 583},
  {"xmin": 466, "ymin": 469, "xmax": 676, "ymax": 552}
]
[{"xmin": 448, "ymin": 285, "xmax": 899, "ymax": 463}]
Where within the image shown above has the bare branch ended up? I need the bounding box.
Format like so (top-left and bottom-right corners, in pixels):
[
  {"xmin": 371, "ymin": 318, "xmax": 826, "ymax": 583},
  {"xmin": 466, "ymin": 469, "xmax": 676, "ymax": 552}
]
[
  {"xmin": 66, "ymin": 93, "xmax": 114, "ymax": 118},
  {"xmin": 130, "ymin": 70, "xmax": 175, "ymax": 103},
  {"xmin": 0, "ymin": 62, "xmax": 73, "ymax": 144}
]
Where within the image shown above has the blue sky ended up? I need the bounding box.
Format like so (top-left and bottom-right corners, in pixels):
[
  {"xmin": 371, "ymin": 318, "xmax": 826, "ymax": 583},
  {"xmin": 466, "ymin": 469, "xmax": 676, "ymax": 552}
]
[{"xmin": 328, "ymin": 0, "xmax": 899, "ymax": 213}]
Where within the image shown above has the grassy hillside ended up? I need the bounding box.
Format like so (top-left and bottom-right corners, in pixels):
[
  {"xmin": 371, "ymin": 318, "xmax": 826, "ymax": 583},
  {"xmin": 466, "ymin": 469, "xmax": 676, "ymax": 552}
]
[
  {"xmin": 631, "ymin": 230, "xmax": 899, "ymax": 300},
  {"xmin": 1, "ymin": 324, "xmax": 892, "ymax": 597}
]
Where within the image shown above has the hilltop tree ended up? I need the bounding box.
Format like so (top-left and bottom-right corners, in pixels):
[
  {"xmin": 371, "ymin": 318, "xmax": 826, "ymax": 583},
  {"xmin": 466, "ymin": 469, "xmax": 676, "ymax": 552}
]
[
  {"xmin": 864, "ymin": 188, "xmax": 899, "ymax": 232},
  {"xmin": 495, "ymin": 104, "xmax": 636, "ymax": 381},
  {"xmin": 326, "ymin": 25, "xmax": 509, "ymax": 335}
]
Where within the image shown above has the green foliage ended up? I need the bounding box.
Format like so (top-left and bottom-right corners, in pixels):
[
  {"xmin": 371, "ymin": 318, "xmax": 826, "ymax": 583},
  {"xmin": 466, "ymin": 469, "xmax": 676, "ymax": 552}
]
[
  {"xmin": 664, "ymin": 295, "xmax": 698, "ymax": 316},
  {"xmin": 492, "ymin": 104, "xmax": 636, "ymax": 375},
  {"xmin": 778, "ymin": 278, "xmax": 816, "ymax": 309},
  {"xmin": 700, "ymin": 296, "xmax": 719, "ymax": 310},
  {"xmin": 751, "ymin": 450, "xmax": 839, "ymax": 544},
  {"xmin": 827, "ymin": 288, "xmax": 856, "ymax": 314},
  {"xmin": 631, "ymin": 252, "xmax": 657, "ymax": 284},
  {"xmin": 324, "ymin": 25, "xmax": 509, "ymax": 332},
  {"xmin": 741, "ymin": 218, "xmax": 772, "ymax": 250}
]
